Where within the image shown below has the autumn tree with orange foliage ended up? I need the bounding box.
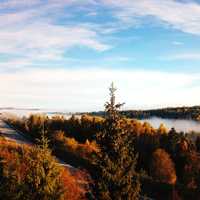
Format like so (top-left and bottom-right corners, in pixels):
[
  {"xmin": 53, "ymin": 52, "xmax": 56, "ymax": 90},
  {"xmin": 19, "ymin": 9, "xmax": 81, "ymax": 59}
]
[
  {"xmin": 150, "ymin": 148, "xmax": 177, "ymax": 185},
  {"xmin": 0, "ymin": 137, "xmax": 86, "ymax": 200}
]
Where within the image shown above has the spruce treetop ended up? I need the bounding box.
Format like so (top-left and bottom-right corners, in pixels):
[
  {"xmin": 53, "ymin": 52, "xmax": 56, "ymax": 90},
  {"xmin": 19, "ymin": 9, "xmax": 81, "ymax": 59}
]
[{"xmin": 105, "ymin": 82, "xmax": 124, "ymax": 121}]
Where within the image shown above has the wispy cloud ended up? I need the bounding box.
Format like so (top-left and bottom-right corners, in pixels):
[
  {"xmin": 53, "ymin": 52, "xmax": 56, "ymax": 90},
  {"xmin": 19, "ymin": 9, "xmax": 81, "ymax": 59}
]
[
  {"xmin": 1, "ymin": 0, "xmax": 200, "ymax": 69},
  {"xmin": 0, "ymin": 0, "xmax": 110, "ymax": 66},
  {"xmin": 0, "ymin": 23, "xmax": 109, "ymax": 58},
  {"xmin": 103, "ymin": 0, "xmax": 200, "ymax": 35},
  {"xmin": 172, "ymin": 41, "xmax": 184, "ymax": 46},
  {"xmin": 0, "ymin": 0, "xmax": 42, "ymax": 9},
  {"xmin": 163, "ymin": 53, "xmax": 200, "ymax": 61}
]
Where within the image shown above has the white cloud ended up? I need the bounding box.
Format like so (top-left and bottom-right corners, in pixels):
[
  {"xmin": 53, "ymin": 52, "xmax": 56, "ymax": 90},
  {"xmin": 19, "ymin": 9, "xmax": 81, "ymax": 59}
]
[
  {"xmin": 0, "ymin": 68, "xmax": 200, "ymax": 111},
  {"xmin": 0, "ymin": 58, "xmax": 32, "ymax": 70},
  {"xmin": 103, "ymin": 0, "xmax": 200, "ymax": 35}
]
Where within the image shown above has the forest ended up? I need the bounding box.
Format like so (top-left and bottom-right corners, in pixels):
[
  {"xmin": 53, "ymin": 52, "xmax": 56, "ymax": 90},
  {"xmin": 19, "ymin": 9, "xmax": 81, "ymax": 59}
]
[
  {"xmin": 1, "ymin": 84, "xmax": 200, "ymax": 200},
  {"xmin": 89, "ymin": 106, "xmax": 200, "ymax": 121}
]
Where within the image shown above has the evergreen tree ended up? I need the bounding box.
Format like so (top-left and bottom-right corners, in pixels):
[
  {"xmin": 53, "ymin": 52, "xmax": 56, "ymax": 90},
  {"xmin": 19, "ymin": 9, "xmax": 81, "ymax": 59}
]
[
  {"xmin": 94, "ymin": 83, "xmax": 140, "ymax": 200},
  {"xmin": 22, "ymin": 134, "xmax": 65, "ymax": 200},
  {"xmin": 0, "ymin": 135, "xmax": 65, "ymax": 200}
]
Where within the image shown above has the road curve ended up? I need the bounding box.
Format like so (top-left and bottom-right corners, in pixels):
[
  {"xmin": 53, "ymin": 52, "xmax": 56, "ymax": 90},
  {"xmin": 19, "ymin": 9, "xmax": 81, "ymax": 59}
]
[
  {"xmin": 0, "ymin": 117, "xmax": 74, "ymax": 170},
  {"xmin": 0, "ymin": 119, "xmax": 31, "ymax": 145}
]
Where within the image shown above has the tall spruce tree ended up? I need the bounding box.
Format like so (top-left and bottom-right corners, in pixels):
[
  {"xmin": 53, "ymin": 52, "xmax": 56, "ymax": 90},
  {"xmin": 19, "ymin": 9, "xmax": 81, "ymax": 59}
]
[{"xmin": 94, "ymin": 83, "xmax": 140, "ymax": 200}]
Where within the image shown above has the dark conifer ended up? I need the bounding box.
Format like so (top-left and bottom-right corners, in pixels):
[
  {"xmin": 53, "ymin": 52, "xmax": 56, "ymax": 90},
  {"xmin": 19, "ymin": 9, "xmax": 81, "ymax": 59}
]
[{"xmin": 94, "ymin": 83, "xmax": 140, "ymax": 200}]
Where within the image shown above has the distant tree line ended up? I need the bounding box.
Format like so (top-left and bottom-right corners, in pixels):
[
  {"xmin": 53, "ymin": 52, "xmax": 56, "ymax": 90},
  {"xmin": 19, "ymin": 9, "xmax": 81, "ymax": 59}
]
[{"xmin": 89, "ymin": 106, "xmax": 200, "ymax": 121}]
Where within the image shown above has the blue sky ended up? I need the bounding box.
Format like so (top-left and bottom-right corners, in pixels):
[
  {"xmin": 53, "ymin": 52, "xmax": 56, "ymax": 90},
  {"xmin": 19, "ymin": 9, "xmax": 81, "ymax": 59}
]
[{"xmin": 0, "ymin": 0, "xmax": 200, "ymax": 111}]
